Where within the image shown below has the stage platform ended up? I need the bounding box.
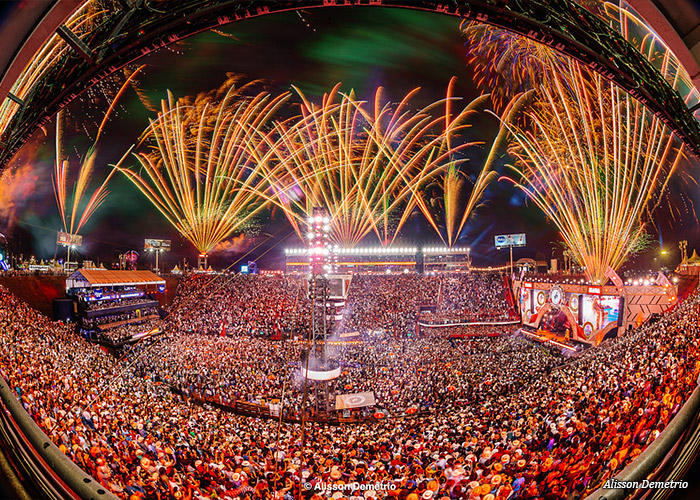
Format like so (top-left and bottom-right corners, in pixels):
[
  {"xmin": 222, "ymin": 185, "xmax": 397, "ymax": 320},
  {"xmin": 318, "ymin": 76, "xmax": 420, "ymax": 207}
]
[{"xmin": 518, "ymin": 328, "xmax": 588, "ymax": 355}]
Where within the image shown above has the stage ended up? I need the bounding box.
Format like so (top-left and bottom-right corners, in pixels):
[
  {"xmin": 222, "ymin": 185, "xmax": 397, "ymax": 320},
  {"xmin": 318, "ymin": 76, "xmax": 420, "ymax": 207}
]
[{"xmin": 518, "ymin": 328, "xmax": 587, "ymax": 355}]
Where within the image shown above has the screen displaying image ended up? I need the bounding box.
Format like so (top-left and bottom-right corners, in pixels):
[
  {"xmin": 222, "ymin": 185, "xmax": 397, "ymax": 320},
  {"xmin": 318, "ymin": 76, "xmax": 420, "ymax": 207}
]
[
  {"xmin": 581, "ymin": 294, "xmax": 621, "ymax": 331},
  {"xmin": 521, "ymin": 288, "xmax": 533, "ymax": 325},
  {"xmin": 599, "ymin": 295, "xmax": 621, "ymax": 325}
]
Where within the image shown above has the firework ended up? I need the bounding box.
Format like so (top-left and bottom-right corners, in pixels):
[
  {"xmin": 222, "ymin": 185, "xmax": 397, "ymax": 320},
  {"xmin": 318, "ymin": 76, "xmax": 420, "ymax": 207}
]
[
  {"xmin": 53, "ymin": 68, "xmax": 143, "ymax": 240},
  {"xmin": 411, "ymin": 81, "xmax": 526, "ymax": 246},
  {"xmin": 118, "ymin": 80, "xmax": 289, "ymax": 255},
  {"xmin": 250, "ymin": 80, "xmax": 478, "ymax": 247},
  {"xmin": 504, "ymin": 62, "xmax": 684, "ymax": 284},
  {"xmin": 461, "ymin": 21, "xmax": 569, "ymax": 110}
]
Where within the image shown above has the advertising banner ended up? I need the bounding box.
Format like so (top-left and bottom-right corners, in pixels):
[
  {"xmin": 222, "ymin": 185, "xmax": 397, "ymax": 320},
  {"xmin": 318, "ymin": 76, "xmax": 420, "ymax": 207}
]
[
  {"xmin": 144, "ymin": 239, "xmax": 171, "ymax": 251},
  {"xmin": 57, "ymin": 231, "xmax": 82, "ymax": 246},
  {"xmin": 494, "ymin": 233, "xmax": 526, "ymax": 249},
  {"xmin": 335, "ymin": 391, "xmax": 376, "ymax": 409}
]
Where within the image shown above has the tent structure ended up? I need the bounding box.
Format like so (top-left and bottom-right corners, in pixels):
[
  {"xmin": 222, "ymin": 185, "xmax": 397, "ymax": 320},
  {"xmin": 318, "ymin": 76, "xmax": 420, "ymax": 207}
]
[
  {"xmin": 687, "ymin": 250, "xmax": 700, "ymax": 265},
  {"xmin": 66, "ymin": 269, "xmax": 164, "ymax": 291},
  {"xmin": 678, "ymin": 250, "xmax": 700, "ymax": 276},
  {"xmin": 515, "ymin": 258, "xmax": 537, "ymax": 269}
]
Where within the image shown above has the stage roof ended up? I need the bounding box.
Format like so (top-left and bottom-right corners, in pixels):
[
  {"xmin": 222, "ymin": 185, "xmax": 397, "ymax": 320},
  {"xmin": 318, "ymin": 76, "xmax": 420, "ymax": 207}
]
[{"xmin": 66, "ymin": 269, "xmax": 165, "ymax": 290}]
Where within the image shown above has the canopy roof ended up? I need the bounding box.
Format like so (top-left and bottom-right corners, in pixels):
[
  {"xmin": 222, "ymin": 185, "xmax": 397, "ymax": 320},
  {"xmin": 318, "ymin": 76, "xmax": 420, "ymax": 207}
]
[
  {"xmin": 687, "ymin": 250, "xmax": 700, "ymax": 265},
  {"xmin": 515, "ymin": 258, "xmax": 537, "ymax": 266},
  {"xmin": 66, "ymin": 269, "xmax": 165, "ymax": 290}
]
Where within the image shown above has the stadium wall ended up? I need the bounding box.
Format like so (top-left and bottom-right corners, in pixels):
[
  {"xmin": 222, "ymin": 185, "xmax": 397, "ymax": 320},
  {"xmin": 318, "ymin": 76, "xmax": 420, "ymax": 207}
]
[{"xmin": 0, "ymin": 275, "xmax": 66, "ymax": 317}]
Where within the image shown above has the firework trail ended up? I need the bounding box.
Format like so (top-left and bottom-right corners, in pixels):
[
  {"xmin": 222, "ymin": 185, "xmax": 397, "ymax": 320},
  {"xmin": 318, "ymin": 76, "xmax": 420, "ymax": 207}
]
[
  {"xmin": 118, "ymin": 78, "xmax": 290, "ymax": 255},
  {"xmin": 461, "ymin": 21, "xmax": 569, "ymax": 110},
  {"xmin": 53, "ymin": 67, "xmax": 144, "ymax": 239},
  {"xmin": 411, "ymin": 80, "xmax": 527, "ymax": 246},
  {"xmin": 503, "ymin": 62, "xmax": 684, "ymax": 284},
  {"xmin": 250, "ymin": 79, "xmax": 479, "ymax": 247}
]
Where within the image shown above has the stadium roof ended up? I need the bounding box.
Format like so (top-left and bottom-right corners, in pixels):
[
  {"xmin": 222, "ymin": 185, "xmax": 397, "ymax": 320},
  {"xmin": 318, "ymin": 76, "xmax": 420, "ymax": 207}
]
[
  {"xmin": 66, "ymin": 269, "xmax": 165, "ymax": 289},
  {"xmin": 1, "ymin": 0, "xmax": 700, "ymax": 167}
]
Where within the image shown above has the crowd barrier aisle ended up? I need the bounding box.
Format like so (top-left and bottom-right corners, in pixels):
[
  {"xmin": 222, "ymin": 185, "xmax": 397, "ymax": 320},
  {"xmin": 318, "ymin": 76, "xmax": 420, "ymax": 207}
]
[
  {"xmin": 585, "ymin": 379, "xmax": 700, "ymax": 500},
  {"xmin": 0, "ymin": 373, "xmax": 118, "ymax": 500}
]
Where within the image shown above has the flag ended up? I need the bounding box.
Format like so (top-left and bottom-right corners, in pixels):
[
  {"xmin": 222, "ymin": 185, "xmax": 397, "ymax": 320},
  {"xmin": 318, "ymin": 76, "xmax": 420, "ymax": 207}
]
[{"xmin": 605, "ymin": 266, "xmax": 623, "ymax": 289}]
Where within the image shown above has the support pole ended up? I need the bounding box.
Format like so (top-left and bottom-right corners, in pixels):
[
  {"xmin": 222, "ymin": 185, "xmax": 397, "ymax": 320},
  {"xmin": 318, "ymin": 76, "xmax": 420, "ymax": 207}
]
[{"xmin": 510, "ymin": 245, "xmax": 514, "ymax": 276}]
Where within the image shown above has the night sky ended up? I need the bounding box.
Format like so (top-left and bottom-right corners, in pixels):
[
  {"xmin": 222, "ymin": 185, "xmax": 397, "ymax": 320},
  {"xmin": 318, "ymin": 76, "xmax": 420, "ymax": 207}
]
[{"xmin": 1, "ymin": 7, "xmax": 697, "ymax": 271}]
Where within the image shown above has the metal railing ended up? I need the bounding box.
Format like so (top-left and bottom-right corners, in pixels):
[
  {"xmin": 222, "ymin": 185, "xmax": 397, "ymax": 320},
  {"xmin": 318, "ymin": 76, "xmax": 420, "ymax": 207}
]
[
  {"xmin": 585, "ymin": 378, "xmax": 700, "ymax": 500},
  {"xmin": 0, "ymin": 373, "xmax": 118, "ymax": 500}
]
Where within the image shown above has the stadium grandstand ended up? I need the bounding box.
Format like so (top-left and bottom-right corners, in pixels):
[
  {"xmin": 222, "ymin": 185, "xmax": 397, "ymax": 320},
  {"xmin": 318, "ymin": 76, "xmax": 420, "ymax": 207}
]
[{"xmin": 0, "ymin": 2, "xmax": 700, "ymax": 500}]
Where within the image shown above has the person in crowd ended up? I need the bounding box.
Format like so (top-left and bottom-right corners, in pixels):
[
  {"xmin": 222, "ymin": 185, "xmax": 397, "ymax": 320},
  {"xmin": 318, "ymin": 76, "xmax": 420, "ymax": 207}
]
[{"xmin": 0, "ymin": 272, "xmax": 695, "ymax": 500}]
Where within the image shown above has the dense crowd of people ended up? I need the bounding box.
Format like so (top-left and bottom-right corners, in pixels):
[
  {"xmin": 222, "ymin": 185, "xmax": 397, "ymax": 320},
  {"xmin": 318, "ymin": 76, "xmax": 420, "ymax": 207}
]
[
  {"xmin": 82, "ymin": 306, "xmax": 160, "ymax": 329},
  {"xmin": 133, "ymin": 324, "xmax": 521, "ymax": 416},
  {"xmin": 338, "ymin": 274, "xmax": 440, "ymax": 336},
  {"xmin": 80, "ymin": 295, "xmax": 156, "ymax": 312},
  {"xmin": 166, "ymin": 272, "xmax": 514, "ymax": 340},
  {"xmin": 94, "ymin": 318, "xmax": 162, "ymax": 343},
  {"xmin": 435, "ymin": 273, "xmax": 514, "ymax": 321},
  {"xmin": 0, "ymin": 273, "xmax": 697, "ymax": 500},
  {"xmin": 168, "ymin": 274, "xmax": 310, "ymax": 339},
  {"xmin": 338, "ymin": 273, "xmax": 514, "ymax": 336}
]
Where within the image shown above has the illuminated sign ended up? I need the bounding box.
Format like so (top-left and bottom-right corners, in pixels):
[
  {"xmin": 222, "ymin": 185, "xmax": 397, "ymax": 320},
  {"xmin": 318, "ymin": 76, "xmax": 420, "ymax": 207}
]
[
  {"xmin": 84, "ymin": 291, "xmax": 145, "ymax": 302},
  {"xmin": 494, "ymin": 233, "xmax": 526, "ymax": 249},
  {"xmin": 57, "ymin": 231, "xmax": 82, "ymax": 246},
  {"xmin": 144, "ymin": 239, "xmax": 171, "ymax": 251}
]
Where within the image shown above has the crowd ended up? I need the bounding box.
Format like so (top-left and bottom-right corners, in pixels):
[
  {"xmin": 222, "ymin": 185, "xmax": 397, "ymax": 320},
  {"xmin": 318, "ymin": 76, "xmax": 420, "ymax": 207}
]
[
  {"xmin": 337, "ymin": 274, "xmax": 440, "ymax": 336},
  {"xmin": 167, "ymin": 274, "xmax": 310, "ymax": 339},
  {"xmin": 82, "ymin": 306, "xmax": 160, "ymax": 329},
  {"xmin": 93, "ymin": 318, "xmax": 162, "ymax": 344},
  {"xmin": 338, "ymin": 272, "xmax": 513, "ymax": 336},
  {"xmin": 162, "ymin": 272, "xmax": 514, "ymax": 342},
  {"xmin": 131, "ymin": 325, "xmax": 523, "ymax": 416},
  {"xmin": 0, "ymin": 274, "xmax": 697, "ymax": 500},
  {"xmin": 435, "ymin": 273, "xmax": 513, "ymax": 321},
  {"xmin": 81, "ymin": 296, "xmax": 156, "ymax": 312}
]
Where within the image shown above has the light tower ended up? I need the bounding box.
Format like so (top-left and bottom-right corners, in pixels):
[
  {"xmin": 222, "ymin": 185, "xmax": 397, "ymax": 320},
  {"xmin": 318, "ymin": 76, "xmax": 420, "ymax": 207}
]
[
  {"xmin": 308, "ymin": 207, "xmax": 332, "ymax": 351},
  {"xmin": 300, "ymin": 207, "xmax": 340, "ymax": 433}
]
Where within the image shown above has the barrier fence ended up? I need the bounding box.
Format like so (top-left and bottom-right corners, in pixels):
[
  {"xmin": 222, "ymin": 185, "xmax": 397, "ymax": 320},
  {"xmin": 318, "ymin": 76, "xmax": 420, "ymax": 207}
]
[
  {"xmin": 0, "ymin": 372, "xmax": 118, "ymax": 500},
  {"xmin": 585, "ymin": 379, "xmax": 700, "ymax": 500}
]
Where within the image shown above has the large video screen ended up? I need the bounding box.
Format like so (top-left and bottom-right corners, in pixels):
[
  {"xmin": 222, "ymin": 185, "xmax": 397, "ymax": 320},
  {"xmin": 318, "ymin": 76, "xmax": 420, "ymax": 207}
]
[
  {"xmin": 520, "ymin": 285, "xmax": 621, "ymax": 336},
  {"xmin": 580, "ymin": 294, "xmax": 621, "ymax": 335}
]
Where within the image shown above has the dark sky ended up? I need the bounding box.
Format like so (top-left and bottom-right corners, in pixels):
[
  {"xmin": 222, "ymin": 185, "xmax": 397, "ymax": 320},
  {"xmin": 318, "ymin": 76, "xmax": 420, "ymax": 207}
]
[{"xmin": 1, "ymin": 6, "xmax": 697, "ymax": 271}]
